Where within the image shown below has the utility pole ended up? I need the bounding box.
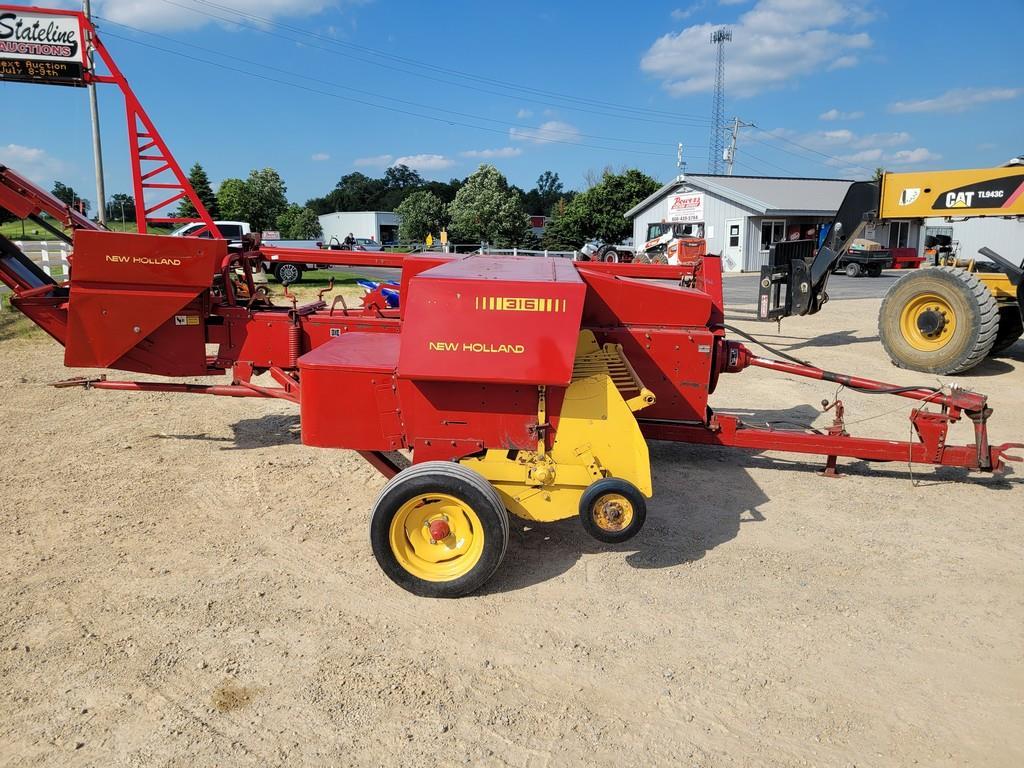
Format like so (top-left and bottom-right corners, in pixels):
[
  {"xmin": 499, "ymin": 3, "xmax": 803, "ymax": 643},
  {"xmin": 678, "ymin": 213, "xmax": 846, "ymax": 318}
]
[
  {"xmin": 676, "ymin": 142, "xmax": 686, "ymax": 179},
  {"xmin": 724, "ymin": 117, "xmax": 753, "ymax": 175},
  {"xmin": 708, "ymin": 27, "xmax": 731, "ymax": 175},
  {"xmin": 83, "ymin": 0, "xmax": 107, "ymax": 225}
]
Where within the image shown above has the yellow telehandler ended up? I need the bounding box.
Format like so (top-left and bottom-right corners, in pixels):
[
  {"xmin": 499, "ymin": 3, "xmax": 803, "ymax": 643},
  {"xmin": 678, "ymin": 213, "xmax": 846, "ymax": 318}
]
[{"xmin": 758, "ymin": 161, "xmax": 1023, "ymax": 374}]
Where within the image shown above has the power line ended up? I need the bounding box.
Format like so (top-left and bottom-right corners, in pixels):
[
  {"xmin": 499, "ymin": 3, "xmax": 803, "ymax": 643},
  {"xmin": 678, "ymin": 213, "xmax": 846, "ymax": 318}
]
[
  {"xmin": 99, "ymin": 19, "xmax": 680, "ymax": 150},
  {"xmin": 161, "ymin": 0, "xmax": 715, "ymax": 128},
  {"xmin": 98, "ymin": 29, "xmax": 680, "ymax": 161}
]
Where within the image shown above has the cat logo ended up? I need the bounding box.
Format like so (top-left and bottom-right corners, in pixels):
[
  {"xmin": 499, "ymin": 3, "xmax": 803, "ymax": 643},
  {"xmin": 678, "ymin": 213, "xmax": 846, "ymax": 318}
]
[
  {"xmin": 945, "ymin": 191, "xmax": 975, "ymax": 208},
  {"xmin": 898, "ymin": 188, "xmax": 921, "ymax": 206}
]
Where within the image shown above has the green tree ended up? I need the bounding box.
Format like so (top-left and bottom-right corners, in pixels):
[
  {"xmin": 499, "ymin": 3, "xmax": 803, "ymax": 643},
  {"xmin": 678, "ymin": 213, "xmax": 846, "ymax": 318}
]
[
  {"xmin": 216, "ymin": 178, "xmax": 247, "ymax": 221},
  {"xmin": 51, "ymin": 181, "xmax": 89, "ymax": 215},
  {"xmin": 523, "ymin": 170, "xmax": 565, "ymax": 216},
  {"xmin": 244, "ymin": 168, "xmax": 289, "ymax": 232},
  {"xmin": 873, "ymin": 167, "xmax": 886, "ymax": 183},
  {"xmin": 105, "ymin": 193, "xmax": 136, "ymax": 224},
  {"xmin": 396, "ymin": 190, "xmax": 447, "ymax": 243},
  {"xmin": 275, "ymin": 205, "xmax": 323, "ymax": 239},
  {"xmin": 542, "ymin": 168, "xmax": 659, "ymax": 249},
  {"xmin": 215, "ymin": 169, "xmax": 288, "ymax": 232},
  {"xmin": 447, "ymin": 164, "xmax": 529, "ymax": 247},
  {"xmin": 176, "ymin": 162, "xmax": 219, "ymax": 219}
]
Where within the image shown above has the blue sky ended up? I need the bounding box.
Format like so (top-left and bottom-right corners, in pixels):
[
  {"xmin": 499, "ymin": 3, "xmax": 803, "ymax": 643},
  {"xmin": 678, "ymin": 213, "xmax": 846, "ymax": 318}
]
[{"xmin": 2, "ymin": 0, "xmax": 1021, "ymax": 211}]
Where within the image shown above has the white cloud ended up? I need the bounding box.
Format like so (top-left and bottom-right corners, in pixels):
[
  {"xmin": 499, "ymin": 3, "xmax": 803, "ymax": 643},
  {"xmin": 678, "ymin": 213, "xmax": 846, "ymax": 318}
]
[
  {"xmin": 85, "ymin": 0, "xmax": 346, "ymax": 30},
  {"xmin": 819, "ymin": 108, "xmax": 864, "ymax": 121},
  {"xmin": 353, "ymin": 154, "xmax": 393, "ymax": 168},
  {"xmin": 515, "ymin": 108, "xmax": 533, "ymax": 119},
  {"xmin": 311, "ymin": 152, "xmax": 330, "ymax": 162},
  {"xmin": 392, "ymin": 154, "xmax": 455, "ymax": 171},
  {"xmin": 0, "ymin": 144, "xmax": 65, "ymax": 185},
  {"xmin": 460, "ymin": 147, "xmax": 523, "ymax": 159},
  {"xmin": 889, "ymin": 87, "xmax": 1021, "ymax": 114},
  {"xmin": 671, "ymin": 2, "xmax": 706, "ymax": 20},
  {"xmin": 641, "ymin": 0, "xmax": 874, "ymax": 98},
  {"xmin": 509, "ymin": 120, "xmax": 581, "ymax": 145},
  {"xmin": 829, "ymin": 148, "xmax": 883, "ymax": 165},
  {"xmin": 828, "ymin": 55, "xmax": 858, "ymax": 70},
  {"xmin": 890, "ymin": 147, "xmax": 940, "ymax": 165}
]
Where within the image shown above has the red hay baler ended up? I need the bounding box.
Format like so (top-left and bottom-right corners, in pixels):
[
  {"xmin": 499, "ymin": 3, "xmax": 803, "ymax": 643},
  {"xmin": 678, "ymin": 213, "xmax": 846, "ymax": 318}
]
[{"xmin": 1, "ymin": 195, "xmax": 1021, "ymax": 595}]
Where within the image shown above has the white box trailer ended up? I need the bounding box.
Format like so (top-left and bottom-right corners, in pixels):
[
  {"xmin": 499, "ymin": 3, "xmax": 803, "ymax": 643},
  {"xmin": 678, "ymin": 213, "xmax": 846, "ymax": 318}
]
[{"xmin": 318, "ymin": 211, "xmax": 400, "ymax": 247}]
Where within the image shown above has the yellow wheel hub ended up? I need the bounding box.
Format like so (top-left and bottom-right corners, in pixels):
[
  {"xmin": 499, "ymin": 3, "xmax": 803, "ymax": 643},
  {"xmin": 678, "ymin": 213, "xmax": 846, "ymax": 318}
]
[
  {"xmin": 388, "ymin": 493, "xmax": 484, "ymax": 582},
  {"xmin": 899, "ymin": 293, "xmax": 958, "ymax": 351},
  {"xmin": 590, "ymin": 493, "xmax": 635, "ymax": 533}
]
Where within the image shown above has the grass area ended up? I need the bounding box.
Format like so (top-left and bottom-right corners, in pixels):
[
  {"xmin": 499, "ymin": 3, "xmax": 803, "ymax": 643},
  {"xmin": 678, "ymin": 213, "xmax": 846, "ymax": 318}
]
[
  {"xmin": 269, "ymin": 269, "xmax": 380, "ymax": 303},
  {"xmin": 0, "ymin": 296, "xmax": 44, "ymax": 341},
  {"xmin": 0, "ymin": 218, "xmax": 172, "ymax": 241}
]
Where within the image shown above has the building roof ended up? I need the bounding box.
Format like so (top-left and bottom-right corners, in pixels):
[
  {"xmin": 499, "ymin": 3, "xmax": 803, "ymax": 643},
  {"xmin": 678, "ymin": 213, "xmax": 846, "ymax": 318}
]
[{"xmin": 626, "ymin": 174, "xmax": 855, "ymax": 218}]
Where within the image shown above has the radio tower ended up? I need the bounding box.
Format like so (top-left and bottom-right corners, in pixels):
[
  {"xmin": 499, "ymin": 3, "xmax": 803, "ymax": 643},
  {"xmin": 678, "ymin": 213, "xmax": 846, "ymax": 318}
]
[{"xmin": 708, "ymin": 27, "xmax": 732, "ymax": 174}]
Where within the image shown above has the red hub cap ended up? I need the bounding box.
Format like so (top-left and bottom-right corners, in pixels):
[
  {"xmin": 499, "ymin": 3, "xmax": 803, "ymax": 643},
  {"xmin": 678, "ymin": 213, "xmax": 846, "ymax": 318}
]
[{"xmin": 428, "ymin": 519, "xmax": 451, "ymax": 542}]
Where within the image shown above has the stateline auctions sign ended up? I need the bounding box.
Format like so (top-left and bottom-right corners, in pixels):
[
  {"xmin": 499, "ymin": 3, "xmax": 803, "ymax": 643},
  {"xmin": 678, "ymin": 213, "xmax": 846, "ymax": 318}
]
[
  {"xmin": 0, "ymin": 9, "xmax": 87, "ymax": 86},
  {"xmin": 666, "ymin": 192, "xmax": 704, "ymax": 223}
]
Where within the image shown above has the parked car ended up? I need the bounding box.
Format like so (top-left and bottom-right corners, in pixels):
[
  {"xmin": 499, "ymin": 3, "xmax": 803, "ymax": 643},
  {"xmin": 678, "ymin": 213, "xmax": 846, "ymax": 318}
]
[
  {"xmin": 354, "ymin": 237, "xmax": 383, "ymax": 251},
  {"xmin": 169, "ymin": 220, "xmax": 250, "ymax": 246}
]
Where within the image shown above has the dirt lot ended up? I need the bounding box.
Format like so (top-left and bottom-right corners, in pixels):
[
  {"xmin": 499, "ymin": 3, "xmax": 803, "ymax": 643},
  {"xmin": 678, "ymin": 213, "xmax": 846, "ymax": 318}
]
[{"xmin": 1, "ymin": 295, "xmax": 1022, "ymax": 767}]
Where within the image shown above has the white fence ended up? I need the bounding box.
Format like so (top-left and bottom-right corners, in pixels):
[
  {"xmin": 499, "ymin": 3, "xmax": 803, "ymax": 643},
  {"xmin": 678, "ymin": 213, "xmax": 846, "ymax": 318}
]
[{"xmin": 0, "ymin": 241, "xmax": 70, "ymax": 308}]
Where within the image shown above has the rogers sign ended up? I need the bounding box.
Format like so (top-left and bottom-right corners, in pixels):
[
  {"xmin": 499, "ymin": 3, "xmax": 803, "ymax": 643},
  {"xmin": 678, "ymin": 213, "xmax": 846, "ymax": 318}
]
[
  {"xmin": 0, "ymin": 10, "xmax": 84, "ymax": 62},
  {"xmin": 666, "ymin": 192, "xmax": 704, "ymax": 223}
]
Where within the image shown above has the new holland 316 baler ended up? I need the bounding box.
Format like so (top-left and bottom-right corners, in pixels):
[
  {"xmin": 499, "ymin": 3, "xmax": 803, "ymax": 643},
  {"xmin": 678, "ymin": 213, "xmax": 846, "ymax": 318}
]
[
  {"xmin": 0, "ymin": 4, "xmax": 1020, "ymax": 596},
  {"xmin": 2, "ymin": 164, "xmax": 1022, "ymax": 596}
]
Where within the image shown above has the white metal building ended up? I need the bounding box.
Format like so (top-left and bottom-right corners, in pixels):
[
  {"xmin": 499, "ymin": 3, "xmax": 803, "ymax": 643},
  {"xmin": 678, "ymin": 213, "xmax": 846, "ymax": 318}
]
[
  {"xmin": 626, "ymin": 174, "xmax": 854, "ymax": 272},
  {"xmin": 318, "ymin": 211, "xmax": 400, "ymax": 246}
]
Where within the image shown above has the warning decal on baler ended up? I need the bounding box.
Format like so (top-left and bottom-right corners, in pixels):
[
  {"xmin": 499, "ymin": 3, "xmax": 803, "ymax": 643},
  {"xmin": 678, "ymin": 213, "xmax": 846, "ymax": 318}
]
[{"xmin": 174, "ymin": 315, "xmax": 200, "ymax": 326}]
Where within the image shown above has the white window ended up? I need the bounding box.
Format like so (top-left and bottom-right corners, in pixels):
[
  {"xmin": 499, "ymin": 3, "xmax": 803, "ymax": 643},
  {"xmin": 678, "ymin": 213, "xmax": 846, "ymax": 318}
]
[
  {"xmin": 760, "ymin": 220, "xmax": 786, "ymax": 250},
  {"xmin": 889, "ymin": 220, "xmax": 910, "ymax": 249},
  {"xmin": 728, "ymin": 223, "xmax": 740, "ymax": 248}
]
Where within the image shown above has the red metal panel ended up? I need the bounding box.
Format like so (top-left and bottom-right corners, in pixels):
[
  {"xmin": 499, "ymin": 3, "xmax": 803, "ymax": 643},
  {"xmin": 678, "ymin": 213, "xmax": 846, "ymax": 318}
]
[
  {"xmin": 398, "ymin": 255, "xmax": 586, "ymax": 385},
  {"xmin": 65, "ymin": 231, "xmax": 223, "ymax": 370},
  {"xmin": 591, "ymin": 326, "xmax": 714, "ymax": 423},
  {"xmin": 299, "ymin": 333, "xmax": 404, "ymax": 450},
  {"xmin": 579, "ymin": 268, "xmax": 713, "ymax": 328}
]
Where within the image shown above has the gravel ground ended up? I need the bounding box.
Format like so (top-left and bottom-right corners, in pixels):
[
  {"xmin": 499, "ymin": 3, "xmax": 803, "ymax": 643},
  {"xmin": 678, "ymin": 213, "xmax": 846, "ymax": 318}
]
[{"xmin": 1, "ymin": 297, "xmax": 1022, "ymax": 767}]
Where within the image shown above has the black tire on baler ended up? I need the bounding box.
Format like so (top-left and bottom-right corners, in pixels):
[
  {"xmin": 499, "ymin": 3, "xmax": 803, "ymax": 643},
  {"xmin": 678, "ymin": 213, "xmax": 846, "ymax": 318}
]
[
  {"xmin": 369, "ymin": 462, "xmax": 509, "ymax": 598},
  {"xmin": 878, "ymin": 266, "xmax": 999, "ymax": 375},
  {"xmin": 578, "ymin": 478, "xmax": 647, "ymax": 544}
]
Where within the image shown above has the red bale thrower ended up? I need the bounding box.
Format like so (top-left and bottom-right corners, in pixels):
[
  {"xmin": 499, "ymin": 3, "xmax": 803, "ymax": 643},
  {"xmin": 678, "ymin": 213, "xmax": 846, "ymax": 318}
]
[{"xmin": 0, "ymin": 4, "xmax": 1019, "ymax": 596}]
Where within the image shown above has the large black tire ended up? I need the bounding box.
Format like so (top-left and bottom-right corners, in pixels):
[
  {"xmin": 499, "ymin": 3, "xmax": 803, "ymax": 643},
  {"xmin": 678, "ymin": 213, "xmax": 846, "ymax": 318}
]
[
  {"xmin": 596, "ymin": 244, "xmax": 620, "ymax": 263},
  {"xmin": 878, "ymin": 266, "xmax": 999, "ymax": 375},
  {"xmin": 867, "ymin": 264, "xmax": 883, "ymax": 277},
  {"xmin": 845, "ymin": 262, "xmax": 862, "ymax": 277},
  {"xmin": 273, "ymin": 263, "xmax": 304, "ymax": 284},
  {"xmin": 369, "ymin": 462, "xmax": 509, "ymax": 598},
  {"xmin": 990, "ymin": 306, "xmax": 1023, "ymax": 355}
]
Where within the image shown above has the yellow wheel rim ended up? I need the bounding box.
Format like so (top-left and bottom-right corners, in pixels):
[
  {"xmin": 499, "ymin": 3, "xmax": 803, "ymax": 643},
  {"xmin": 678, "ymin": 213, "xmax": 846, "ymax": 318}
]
[
  {"xmin": 899, "ymin": 293, "xmax": 958, "ymax": 351},
  {"xmin": 388, "ymin": 493, "xmax": 484, "ymax": 582},
  {"xmin": 590, "ymin": 493, "xmax": 635, "ymax": 533}
]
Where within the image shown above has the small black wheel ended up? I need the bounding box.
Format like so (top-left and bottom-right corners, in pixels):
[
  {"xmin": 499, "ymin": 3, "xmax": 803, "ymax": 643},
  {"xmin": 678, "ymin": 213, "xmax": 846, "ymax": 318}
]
[
  {"xmin": 867, "ymin": 264, "xmax": 883, "ymax": 277},
  {"xmin": 579, "ymin": 478, "xmax": 647, "ymax": 544},
  {"xmin": 597, "ymin": 245, "xmax": 619, "ymax": 263},
  {"xmin": 274, "ymin": 263, "xmax": 304, "ymax": 284},
  {"xmin": 370, "ymin": 462, "xmax": 509, "ymax": 597},
  {"xmin": 845, "ymin": 262, "xmax": 862, "ymax": 278}
]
